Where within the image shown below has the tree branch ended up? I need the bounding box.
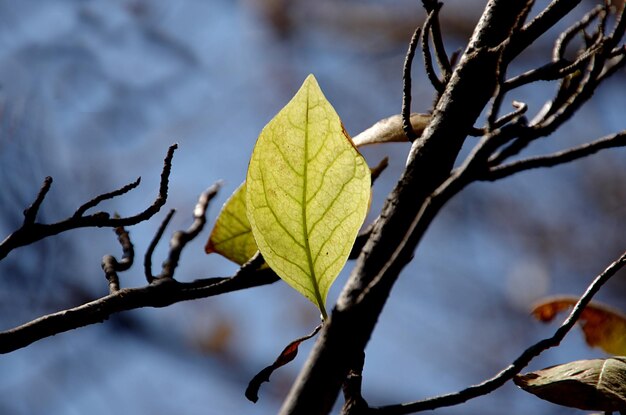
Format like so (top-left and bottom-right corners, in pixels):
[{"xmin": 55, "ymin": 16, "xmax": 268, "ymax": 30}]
[
  {"xmin": 483, "ymin": 131, "xmax": 626, "ymax": 181},
  {"xmin": 402, "ymin": 27, "xmax": 422, "ymax": 142},
  {"xmin": 368, "ymin": 249, "xmax": 626, "ymax": 414},
  {"xmin": 0, "ymin": 144, "xmax": 178, "ymax": 261},
  {"xmin": 279, "ymin": 2, "xmax": 535, "ymax": 413}
]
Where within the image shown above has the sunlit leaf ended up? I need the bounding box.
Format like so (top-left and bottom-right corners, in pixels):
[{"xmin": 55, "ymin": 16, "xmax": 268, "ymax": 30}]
[
  {"xmin": 204, "ymin": 183, "xmax": 257, "ymax": 265},
  {"xmin": 531, "ymin": 296, "xmax": 626, "ymax": 355},
  {"xmin": 246, "ymin": 74, "xmax": 371, "ymax": 317},
  {"xmin": 514, "ymin": 357, "xmax": 626, "ymax": 412}
]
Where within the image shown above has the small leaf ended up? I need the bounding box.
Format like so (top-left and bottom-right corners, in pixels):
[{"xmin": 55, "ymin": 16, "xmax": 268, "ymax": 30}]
[
  {"xmin": 514, "ymin": 357, "xmax": 626, "ymax": 412},
  {"xmin": 246, "ymin": 74, "xmax": 371, "ymax": 318},
  {"xmin": 205, "ymin": 183, "xmax": 258, "ymax": 265},
  {"xmin": 531, "ymin": 296, "xmax": 626, "ymax": 355},
  {"xmin": 245, "ymin": 324, "xmax": 322, "ymax": 403}
]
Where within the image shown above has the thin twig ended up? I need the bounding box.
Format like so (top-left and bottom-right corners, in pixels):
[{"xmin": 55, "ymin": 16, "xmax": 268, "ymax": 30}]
[
  {"xmin": 506, "ymin": 0, "xmax": 582, "ymax": 61},
  {"xmin": 421, "ymin": 8, "xmax": 445, "ymax": 95},
  {"xmin": 23, "ymin": 176, "xmax": 53, "ymax": 225},
  {"xmin": 484, "ymin": 131, "xmax": 626, "ymax": 181},
  {"xmin": 402, "ymin": 27, "xmax": 422, "ymax": 142},
  {"xmin": 159, "ymin": 183, "xmax": 221, "ymax": 279},
  {"xmin": 74, "ymin": 177, "xmax": 141, "ymax": 218},
  {"xmin": 368, "ymin": 249, "xmax": 626, "ymax": 414},
  {"xmin": 427, "ymin": 2, "xmax": 452, "ymax": 82},
  {"xmin": 0, "ymin": 144, "xmax": 178, "ymax": 261},
  {"xmin": 101, "ymin": 225, "xmax": 134, "ymax": 293},
  {"xmin": 554, "ymin": 5, "xmax": 605, "ymax": 61},
  {"xmin": 144, "ymin": 209, "xmax": 176, "ymax": 283},
  {"xmin": 492, "ymin": 101, "xmax": 528, "ymax": 130}
]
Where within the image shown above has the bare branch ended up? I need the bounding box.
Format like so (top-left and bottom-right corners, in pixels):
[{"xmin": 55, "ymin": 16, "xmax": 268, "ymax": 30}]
[
  {"xmin": 23, "ymin": 176, "xmax": 53, "ymax": 225},
  {"xmin": 159, "ymin": 183, "xmax": 220, "ymax": 279},
  {"xmin": 101, "ymin": 224, "xmax": 134, "ymax": 293},
  {"xmin": 144, "ymin": 209, "xmax": 176, "ymax": 283},
  {"xmin": 0, "ymin": 267, "xmax": 280, "ymax": 354},
  {"xmin": 425, "ymin": 2, "xmax": 452, "ymax": 82},
  {"xmin": 368, "ymin": 249, "xmax": 626, "ymax": 414},
  {"xmin": 402, "ymin": 27, "xmax": 422, "ymax": 142},
  {"xmin": 492, "ymin": 101, "xmax": 528, "ymax": 130},
  {"xmin": 553, "ymin": 5, "xmax": 605, "ymax": 61},
  {"xmin": 421, "ymin": 5, "xmax": 445, "ymax": 95},
  {"xmin": 74, "ymin": 177, "xmax": 141, "ymax": 218},
  {"xmin": 0, "ymin": 144, "xmax": 178, "ymax": 261},
  {"xmin": 483, "ymin": 131, "xmax": 626, "ymax": 181},
  {"xmin": 507, "ymin": 0, "xmax": 582, "ymax": 61}
]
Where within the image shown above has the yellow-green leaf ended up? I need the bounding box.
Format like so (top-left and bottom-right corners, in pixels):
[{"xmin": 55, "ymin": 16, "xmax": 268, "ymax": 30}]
[
  {"xmin": 246, "ymin": 74, "xmax": 371, "ymax": 318},
  {"xmin": 205, "ymin": 182, "xmax": 257, "ymax": 265}
]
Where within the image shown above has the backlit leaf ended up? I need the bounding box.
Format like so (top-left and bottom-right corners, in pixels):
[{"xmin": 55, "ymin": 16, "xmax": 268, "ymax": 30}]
[
  {"xmin": 531, "ymin": 296, "xmax": 626, "ymax": 355},
  {"xmin": 246, "ymin": 74, "xmax": 371, "ymax": 318},
  {"xmin": 204, "ymin": 183, "xmax": 257, "ymax": 265},
  {"xmin": 514, "ymin": 357, "xmax": 626, "ymax": 412}
]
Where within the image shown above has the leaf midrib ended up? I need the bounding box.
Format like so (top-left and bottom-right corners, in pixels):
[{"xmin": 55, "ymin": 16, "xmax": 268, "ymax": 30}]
[{"xmin": 301, "ymin": 94, "xmax": 327, "ymax": 319}]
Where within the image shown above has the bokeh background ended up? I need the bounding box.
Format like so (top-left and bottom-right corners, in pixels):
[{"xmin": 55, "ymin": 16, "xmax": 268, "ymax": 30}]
[{"xmin": 0, "ymin": 1, "xmax": 625, "ymax": 414}]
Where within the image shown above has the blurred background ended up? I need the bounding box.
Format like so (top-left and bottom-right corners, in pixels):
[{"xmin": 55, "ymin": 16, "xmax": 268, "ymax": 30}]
[{"xmin": 0, "ymin": 1, "xmax": 624, "ymax": 414}]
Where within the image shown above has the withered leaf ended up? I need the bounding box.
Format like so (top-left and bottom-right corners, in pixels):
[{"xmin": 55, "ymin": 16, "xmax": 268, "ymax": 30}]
[
  {"xmin": 245, "ymin": 324, "xmax": 322, "ymax": 403},
  {"xmin": 531, "ymin": 296, "xmax": 626, "ymax": 355},
  {"xmin": 514, "ymin": 357, "xmax": 626, "ymax": 412}
]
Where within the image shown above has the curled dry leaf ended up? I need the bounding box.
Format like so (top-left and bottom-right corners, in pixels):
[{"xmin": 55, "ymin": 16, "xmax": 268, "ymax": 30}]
[
  {"xmin": 351, "ymin": 113, "xmax": 431, "ymax": 147},
  {"xmin": 531, "ymin": 296, "xmax": 626, "ymax": 355},
  {"xmin": 514, "ymin": 357, "xmax": 626, "ymax": 412},
  {"xmin": 245, "ymin": 324, "xmax": 322, "ymax": 403}
]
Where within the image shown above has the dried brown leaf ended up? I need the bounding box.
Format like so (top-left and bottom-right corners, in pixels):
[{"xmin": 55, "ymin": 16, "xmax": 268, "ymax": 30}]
[{"xmin": 531, "ymin": 296, "xmax": 626, "ymax": 355}]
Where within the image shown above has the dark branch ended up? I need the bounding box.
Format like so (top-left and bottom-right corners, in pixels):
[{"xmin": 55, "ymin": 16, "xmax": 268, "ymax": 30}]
[
  {"xmin": 426, "ymin": 2, "xmax": 452, "ymax": 82},
  {"xmin": 144, "ymin": 209, "xmax": 176, "ymax": 283},
  {"xmin": 368, "ymin": 249, "xmax": 626, "ymax": 414},
  {"xmin": 402, "ymin": 27, "xmax": 422, "ymax": 142},
  {"xmin": 506, "ymin": 0, "xmax": 583, "ymax": 61},
  {"xmin": 159, "ymin": 183, "xmax": 220, "ymax": 279},
  {"xmin": 0, "ymin": 144, "xmax": 178, "ymax": 261},
  {"xmin": 421, "ymin": 5, "xmax": 445, "ymax": 95},
  {"xmin": 23, "ymin": 176, "xmax": 53, "ymax": 225},
  {"xmin": 0, "ymin": 267, "xmax": 280, "ymax": 354},
  {"xmin": 101, "ymin": 224, "xmax": 134, "ymax": 293},
  {"xmin": 74, "ymin": 177, "xmax": 141, "ymax": 218},
  {"xmin": 483, "ymin": 131, "xmax": 626, "ymax": 181}
]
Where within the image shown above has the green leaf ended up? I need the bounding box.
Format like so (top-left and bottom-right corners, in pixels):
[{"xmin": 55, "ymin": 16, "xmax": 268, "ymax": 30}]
[
  {"xmin": 246, "ymin": 74, "xmax": 371, "ymax": 318},
  {"xmin": 205, "ymin": 182, "xmax": 257, "ymax": 265}
]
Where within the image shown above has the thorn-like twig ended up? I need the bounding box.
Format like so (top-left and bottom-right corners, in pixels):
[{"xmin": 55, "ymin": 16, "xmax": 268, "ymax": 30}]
[
  {"xmin": 421, "ymin": 3, "xmax": 446, "ymax": 95},
  {"xmin": 484, "ymin": 131, "xmax": 626, "ymax": 181},
  {"xmin": 159, "ymin": 183, "xmax": 221, "ymax": 280},
  {"xmin": 101, "ymin": 225, "xmax": 134, "ymax": 293},
  {"xmin": 144, "ymin": 209, "xmax": 176, "ymax": 283},
  {"xmin": 492, "ymin": 101, "xmax": 528, "ymax": 130},
  {"xmin": 402, "ymin": 27, "xmax": 422, "ymax": 142},
  {"xmin": 23, "ymin": 176, "xmax": 53, "ymax": 225},
  {"xmin": 74, "ymin": 177, "xmax": 141, "ymax": 218}
]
